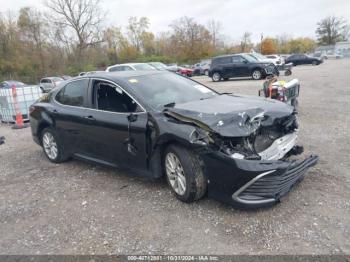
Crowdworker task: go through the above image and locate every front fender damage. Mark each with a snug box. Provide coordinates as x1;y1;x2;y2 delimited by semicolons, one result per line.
162;107;318;209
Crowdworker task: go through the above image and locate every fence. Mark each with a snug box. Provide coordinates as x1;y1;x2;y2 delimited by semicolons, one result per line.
0;85;42;123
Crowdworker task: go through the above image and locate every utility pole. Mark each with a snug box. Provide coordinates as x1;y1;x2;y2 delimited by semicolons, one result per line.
260;33;264;53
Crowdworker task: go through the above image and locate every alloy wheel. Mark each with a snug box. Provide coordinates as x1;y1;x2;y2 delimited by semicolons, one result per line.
212;72;221;82
165;152;186;196
42;132;58;160
252;70;261;80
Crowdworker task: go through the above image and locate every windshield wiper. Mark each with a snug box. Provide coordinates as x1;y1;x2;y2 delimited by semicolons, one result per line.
164;102;176;108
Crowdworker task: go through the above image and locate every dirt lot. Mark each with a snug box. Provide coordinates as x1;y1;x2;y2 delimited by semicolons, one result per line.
0;59;349;255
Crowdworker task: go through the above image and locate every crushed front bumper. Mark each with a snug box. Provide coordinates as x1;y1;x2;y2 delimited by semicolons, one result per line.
201;152;319;209
232;155;318;208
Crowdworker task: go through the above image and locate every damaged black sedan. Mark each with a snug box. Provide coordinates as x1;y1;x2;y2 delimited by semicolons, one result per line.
29;71;318;209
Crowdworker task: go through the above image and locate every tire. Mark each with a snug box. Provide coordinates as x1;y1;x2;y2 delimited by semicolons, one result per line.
41;127;68;163
212;72;221;82
164;145;207;203
252;69;262;80
204;69;209;76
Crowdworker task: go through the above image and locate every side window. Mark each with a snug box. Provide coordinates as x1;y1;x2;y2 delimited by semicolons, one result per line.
124;66;133;71
93;80;142;113
56;79;88;107
217;57;232;64
232;56;245;63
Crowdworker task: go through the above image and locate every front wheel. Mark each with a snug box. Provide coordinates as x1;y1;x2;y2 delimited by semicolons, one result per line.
212;72;221;82
252;69;262;80
164;145;207;203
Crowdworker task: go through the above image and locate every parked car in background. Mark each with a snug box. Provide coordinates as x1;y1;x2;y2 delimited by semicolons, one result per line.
247;52;280;66
209;53;278;81
193;60;211;76
105;63;156;72
285;54;323;66
324;52;343;59
265;54;285;65
61;75;72;80
178;65;194;77
29;71;318;209
0;81;26;88
148;62;169;70
166;64;180;73
39;77;64;93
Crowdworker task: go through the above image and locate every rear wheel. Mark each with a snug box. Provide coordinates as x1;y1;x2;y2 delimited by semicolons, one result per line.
252;69;262;80
164;145;207;203
41;127;68;163
212;72;221;82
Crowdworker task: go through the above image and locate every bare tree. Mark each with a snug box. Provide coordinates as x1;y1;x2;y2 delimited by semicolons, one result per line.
170;16;213;62
127;16;150;52
316;16;349;45
45;0;104;64
240;31;252;52
207;19;222;51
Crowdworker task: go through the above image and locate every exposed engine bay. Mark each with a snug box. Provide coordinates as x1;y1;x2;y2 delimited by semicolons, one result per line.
164;96;301;162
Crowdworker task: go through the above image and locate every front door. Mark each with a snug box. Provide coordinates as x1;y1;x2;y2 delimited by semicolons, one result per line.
82;79;148;171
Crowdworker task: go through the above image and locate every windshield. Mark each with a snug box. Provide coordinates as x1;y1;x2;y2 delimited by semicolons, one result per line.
133;63;156;70
149;62;167;69
242;54;258;62
127;73;217;109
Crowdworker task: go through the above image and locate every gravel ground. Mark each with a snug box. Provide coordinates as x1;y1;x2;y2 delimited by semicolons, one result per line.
0;59;349;255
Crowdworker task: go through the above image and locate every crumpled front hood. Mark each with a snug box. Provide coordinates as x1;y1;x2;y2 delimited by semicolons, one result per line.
164;94;294;137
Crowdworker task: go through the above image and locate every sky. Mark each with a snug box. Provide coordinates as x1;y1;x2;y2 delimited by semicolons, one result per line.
1;0;350;43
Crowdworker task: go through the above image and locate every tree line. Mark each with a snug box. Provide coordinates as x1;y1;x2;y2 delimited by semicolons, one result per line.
0;0;349;83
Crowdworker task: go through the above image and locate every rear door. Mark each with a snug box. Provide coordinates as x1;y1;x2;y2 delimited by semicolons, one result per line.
81;78;148;171
231;55;250;76
220;56;235;78
52;78;90;154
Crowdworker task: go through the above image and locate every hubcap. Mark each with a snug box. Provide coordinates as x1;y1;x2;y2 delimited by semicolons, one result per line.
165;153;186;196
43;132;58;160
253;70;261;79
213;73;220;81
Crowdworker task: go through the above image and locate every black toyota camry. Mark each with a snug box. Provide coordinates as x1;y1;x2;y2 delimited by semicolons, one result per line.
29;71;318;209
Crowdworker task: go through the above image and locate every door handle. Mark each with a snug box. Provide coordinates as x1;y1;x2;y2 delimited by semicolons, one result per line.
84;115;95;121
